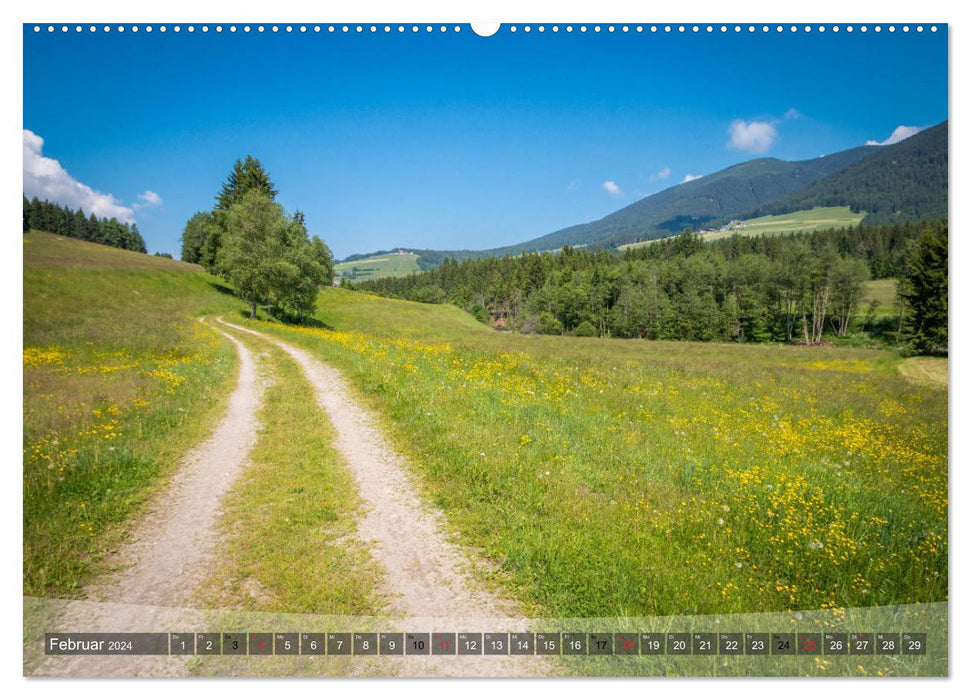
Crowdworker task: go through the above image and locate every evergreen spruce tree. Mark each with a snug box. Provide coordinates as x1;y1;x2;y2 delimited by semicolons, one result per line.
28;197;43;230
215;155;278;210
87;213;100;241
901;222;948;354
129;223;147;253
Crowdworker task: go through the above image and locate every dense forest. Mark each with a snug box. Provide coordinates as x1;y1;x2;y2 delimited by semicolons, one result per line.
350;220;947;352
22;196;147;253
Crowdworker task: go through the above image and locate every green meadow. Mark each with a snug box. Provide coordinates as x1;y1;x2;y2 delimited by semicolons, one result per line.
246;288;947;618
860;278;900;315
22;232;240;596
335;252;421;282
24;232;947;626
619;207;866;251
701;206;866;241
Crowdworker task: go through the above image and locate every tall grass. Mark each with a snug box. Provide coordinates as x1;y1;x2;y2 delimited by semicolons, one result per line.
246;288;947;618
23;232;242;596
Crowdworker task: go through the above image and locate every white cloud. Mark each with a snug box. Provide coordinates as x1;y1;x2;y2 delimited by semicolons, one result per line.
602;180;623;196
133;190;163;211
138;190;162;206
681;173;703;183
866;125;923;146
783;107;801;120
566;178;580;191
728;119;778;153
650;166;671;182
23;129;136;223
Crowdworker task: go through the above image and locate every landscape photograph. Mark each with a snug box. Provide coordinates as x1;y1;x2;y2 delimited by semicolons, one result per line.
21;20;948;678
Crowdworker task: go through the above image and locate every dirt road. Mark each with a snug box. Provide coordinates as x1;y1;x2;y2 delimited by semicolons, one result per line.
32;324;264;676
217;320;548;676
31;319;547;677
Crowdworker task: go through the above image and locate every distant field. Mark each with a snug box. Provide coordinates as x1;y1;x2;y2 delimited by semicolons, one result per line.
701;206;866;241
898;357;948;389
247;287;947;618
335;252;421;282
859;278;900;314
619;207;866;250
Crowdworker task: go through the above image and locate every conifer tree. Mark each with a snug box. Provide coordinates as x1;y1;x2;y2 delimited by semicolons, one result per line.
902;222;948;354
215;155;278;210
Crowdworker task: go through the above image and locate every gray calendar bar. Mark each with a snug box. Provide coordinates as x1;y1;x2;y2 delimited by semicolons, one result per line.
43;631;929;656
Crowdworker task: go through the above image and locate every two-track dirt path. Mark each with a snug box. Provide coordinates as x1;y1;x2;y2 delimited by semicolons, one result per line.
34;318;546;677
217;320;547;676
34;323;264;677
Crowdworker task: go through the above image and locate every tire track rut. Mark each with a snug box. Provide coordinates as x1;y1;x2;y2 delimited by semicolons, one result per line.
33;323;263;676
219;320;549;676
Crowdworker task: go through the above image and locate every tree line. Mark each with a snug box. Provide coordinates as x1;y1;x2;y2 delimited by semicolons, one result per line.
22;196;147;253
349;220;948;353
180;156;334;321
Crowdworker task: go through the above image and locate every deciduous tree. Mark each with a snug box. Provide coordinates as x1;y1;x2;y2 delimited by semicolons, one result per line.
216;191;332;320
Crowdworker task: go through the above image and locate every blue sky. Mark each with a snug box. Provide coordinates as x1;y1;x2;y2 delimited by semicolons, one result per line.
23;24;948;259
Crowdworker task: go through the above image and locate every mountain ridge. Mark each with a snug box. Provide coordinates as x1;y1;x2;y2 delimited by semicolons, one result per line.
742;120;948;225
341;121;947;267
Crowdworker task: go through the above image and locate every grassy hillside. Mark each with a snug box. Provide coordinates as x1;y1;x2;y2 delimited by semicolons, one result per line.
25;231;946;620
860;279;900;314
334;252;421;282
619;207;866;250
245;287;947;618
701;207;866;241
23;232;243;596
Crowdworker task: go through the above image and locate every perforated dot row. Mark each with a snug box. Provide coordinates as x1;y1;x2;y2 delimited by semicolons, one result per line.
32;24;467;34
31;24;939;35
501;24;936;34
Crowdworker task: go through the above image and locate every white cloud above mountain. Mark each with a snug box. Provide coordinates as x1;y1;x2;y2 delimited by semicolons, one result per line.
133;190;163;210
650;166;671;182
866;125;924;146
727;119;777;154
602;180;623;196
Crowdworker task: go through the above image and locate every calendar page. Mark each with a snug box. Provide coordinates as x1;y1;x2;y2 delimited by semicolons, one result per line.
20;7;950;681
